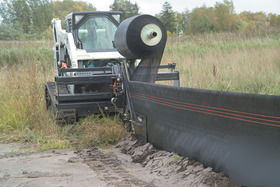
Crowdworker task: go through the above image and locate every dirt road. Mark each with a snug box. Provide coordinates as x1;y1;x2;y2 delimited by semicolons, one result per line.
0;144;107;186
0;136;234;186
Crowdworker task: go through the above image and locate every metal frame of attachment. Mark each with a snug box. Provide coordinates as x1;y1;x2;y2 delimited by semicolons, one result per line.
157;63;180;87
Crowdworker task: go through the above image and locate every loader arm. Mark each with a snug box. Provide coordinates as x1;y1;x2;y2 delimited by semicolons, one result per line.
52;18;78;75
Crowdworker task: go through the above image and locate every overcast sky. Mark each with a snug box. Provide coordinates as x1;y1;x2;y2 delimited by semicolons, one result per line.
86;0;280;15
0;0;279;15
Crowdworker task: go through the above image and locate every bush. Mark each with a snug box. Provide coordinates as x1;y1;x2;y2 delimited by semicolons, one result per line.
0;24;20;40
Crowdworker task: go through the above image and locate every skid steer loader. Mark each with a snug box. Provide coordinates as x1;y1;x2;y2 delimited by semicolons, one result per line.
45;11;179;124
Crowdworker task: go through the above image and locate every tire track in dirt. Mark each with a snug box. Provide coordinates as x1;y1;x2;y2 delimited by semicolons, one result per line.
75;147;155;187
74;135;235;187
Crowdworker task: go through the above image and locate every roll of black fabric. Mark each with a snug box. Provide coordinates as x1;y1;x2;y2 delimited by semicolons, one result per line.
114;14;167;59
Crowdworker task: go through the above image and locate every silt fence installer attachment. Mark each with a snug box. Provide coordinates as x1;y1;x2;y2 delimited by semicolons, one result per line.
115;14;167;83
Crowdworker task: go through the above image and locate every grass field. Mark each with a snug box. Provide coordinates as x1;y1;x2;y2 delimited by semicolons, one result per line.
0;31;279;148
162;32;280;95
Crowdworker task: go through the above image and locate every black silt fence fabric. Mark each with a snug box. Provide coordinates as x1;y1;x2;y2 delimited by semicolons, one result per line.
129;81;280;186
131;53;163;83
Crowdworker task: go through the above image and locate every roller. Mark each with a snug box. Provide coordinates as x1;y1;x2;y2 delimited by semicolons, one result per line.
114;14;167;59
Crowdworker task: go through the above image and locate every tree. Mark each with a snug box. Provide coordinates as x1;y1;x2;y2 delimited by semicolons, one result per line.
236;17;247;31
215;0;237;31
175;12;183;34
0;23;20;40
269;13;277;27
181;9;190;33
0;0;53;34
109;0;139;19
158;2;176;33
29;0;53;33
174;9;190;35
238;11;269;30
0;0;96;40
246;20;256;30
276;15;280;26
187;6;216;34
0;0;32;33
52;0;96;22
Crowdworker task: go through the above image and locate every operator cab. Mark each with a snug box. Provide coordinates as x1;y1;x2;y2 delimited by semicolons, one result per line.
65;11;122;52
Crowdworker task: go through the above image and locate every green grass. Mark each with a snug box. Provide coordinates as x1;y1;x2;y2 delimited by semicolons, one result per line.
66;114;129;148
170;154;183;164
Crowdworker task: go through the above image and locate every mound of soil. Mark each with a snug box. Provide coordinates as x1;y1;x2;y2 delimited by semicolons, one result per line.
75;135;235;186
114;135;234;187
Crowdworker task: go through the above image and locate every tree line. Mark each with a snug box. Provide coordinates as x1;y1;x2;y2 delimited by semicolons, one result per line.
0;0;95;40
156;1;280;35
0;0;279;40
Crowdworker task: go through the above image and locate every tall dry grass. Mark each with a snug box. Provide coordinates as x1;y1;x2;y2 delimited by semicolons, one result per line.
162;32;280;95
0;41;66;147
